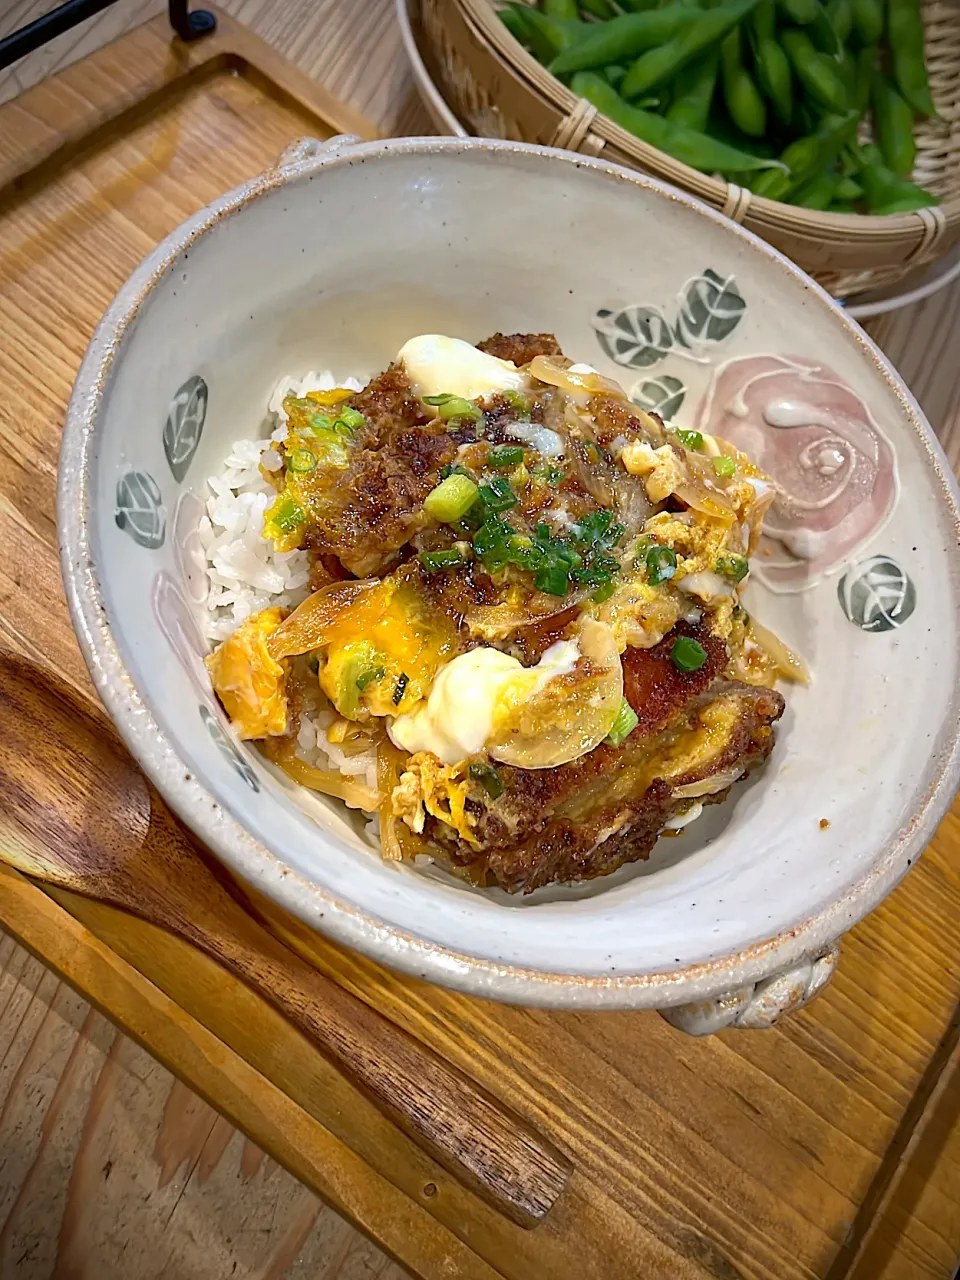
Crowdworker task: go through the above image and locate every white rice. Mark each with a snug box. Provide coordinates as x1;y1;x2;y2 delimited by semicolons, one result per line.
200;369;378;796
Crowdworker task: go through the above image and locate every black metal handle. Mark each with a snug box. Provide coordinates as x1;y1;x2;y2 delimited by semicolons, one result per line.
0;0;215;72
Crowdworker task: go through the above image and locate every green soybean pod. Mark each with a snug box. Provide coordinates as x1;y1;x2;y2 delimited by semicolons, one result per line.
498;6;527;42
871;70;916;176
549;9;698;76
853;43;875;111
751;108;857;197
580;0;616;16
849;0;882;43
780;28;848;112
621;0;761;99
888;0;936;117
834;174;863;200
859;146;938;212
749;2;793;124
665;49;720;133
720;28;767;136
826;0;852;42
571;70;786;173
503;6;586;61
544;0;580;17
806;1;841;55
792;170;839;208
777;0;818;19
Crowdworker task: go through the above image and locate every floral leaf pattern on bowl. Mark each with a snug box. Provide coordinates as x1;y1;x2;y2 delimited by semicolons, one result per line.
675;269;745;348
116;470;166;549
593;268;745;371
695;354;898;594
199;704;260;792
593;305;674;369
152;570;209;697
173;490;210;605
163;375;207;482
838;555;916;632
631;373;686;421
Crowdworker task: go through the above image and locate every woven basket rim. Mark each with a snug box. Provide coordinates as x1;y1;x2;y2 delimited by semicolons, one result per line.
465;0;960;242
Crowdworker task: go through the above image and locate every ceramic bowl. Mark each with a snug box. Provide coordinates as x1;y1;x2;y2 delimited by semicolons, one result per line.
59;135;960;1029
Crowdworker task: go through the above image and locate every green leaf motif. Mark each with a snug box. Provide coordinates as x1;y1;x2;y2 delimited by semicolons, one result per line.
631;374;686;421
593;305;673;369
163;375;208;482
199;705;260;792
115;470;166;549
837;555;916;633
675;268;745;347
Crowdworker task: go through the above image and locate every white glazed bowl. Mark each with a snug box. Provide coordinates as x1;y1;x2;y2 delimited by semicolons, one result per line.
59;136;960;1020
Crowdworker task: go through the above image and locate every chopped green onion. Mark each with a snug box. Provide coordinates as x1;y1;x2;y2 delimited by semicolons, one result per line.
671;636;708;673
308;412;336;434
306;653;320;674
677;429;703;451
716;554;749;583
605;697;639;748
502;389;531;417
268;493;306;533
533;463;565;486
488;444;524;470
423;393;482;422
592;581;617;604
645;544;677;585
338;405;365;430
419;548;465;573
713;455;736;478
440;463;472;481
536;564;570;597
424;473;480;523
468;762;504;799
288;449;317;474
392;673;409;706
356;665;385;691
478;476;517;513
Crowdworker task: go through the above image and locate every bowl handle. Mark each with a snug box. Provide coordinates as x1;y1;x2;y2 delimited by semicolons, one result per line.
274;134;363;167
659;944;840;1036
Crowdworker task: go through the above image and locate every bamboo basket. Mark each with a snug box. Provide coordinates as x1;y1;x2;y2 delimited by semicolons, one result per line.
419;0;960;297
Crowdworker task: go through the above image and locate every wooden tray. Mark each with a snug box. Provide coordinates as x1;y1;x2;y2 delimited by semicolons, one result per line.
2;12;960;1279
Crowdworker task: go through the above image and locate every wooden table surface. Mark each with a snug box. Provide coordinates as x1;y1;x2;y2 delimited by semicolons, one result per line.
2;2;960;1279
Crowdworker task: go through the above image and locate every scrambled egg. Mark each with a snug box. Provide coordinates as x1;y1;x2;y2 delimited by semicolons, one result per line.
316;576;458;721
205;607;288;739
393;752;479;846
596;508;743;650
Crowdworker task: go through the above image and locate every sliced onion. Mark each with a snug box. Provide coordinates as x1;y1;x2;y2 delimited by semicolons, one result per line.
464;585;593;641
529;355;628;400
270;579;378;658
377;739;417;861
672;765;745;799
488;618;623;769
676;570;734;604
748;617;810;685
673;450;737;518
276;754;380;811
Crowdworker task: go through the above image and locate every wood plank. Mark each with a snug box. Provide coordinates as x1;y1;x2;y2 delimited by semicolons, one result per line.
0;928;412;1279
0;2;959;1279
0;871;492;1280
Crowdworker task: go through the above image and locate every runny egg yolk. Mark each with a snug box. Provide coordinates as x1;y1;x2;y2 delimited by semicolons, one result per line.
397;334;527;402
388;641;579;765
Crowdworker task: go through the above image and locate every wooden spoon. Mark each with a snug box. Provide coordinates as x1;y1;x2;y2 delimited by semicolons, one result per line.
0;652;571;1228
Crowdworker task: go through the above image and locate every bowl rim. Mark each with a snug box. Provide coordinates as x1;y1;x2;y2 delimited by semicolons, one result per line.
58;134;960;1010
